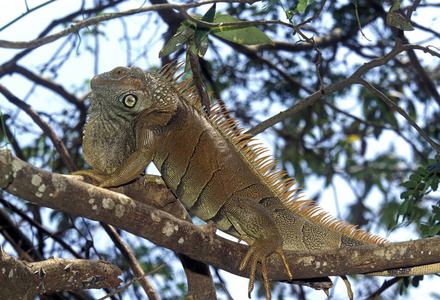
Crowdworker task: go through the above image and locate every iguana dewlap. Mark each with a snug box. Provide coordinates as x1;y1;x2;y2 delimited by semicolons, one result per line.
75;63;440;299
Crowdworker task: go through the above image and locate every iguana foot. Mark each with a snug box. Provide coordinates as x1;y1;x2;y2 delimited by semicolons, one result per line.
239;238;293;299
340;275;353;300
225;196;293;299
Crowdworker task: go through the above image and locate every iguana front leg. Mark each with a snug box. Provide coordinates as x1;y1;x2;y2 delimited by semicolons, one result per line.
225;196;293;299
74;147;154;188
75;125;161;188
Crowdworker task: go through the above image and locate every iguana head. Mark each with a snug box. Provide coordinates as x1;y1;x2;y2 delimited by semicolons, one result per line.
83;66;179;173
90;66;179;115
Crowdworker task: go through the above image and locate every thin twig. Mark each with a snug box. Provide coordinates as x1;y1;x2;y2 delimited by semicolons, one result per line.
366;277;401;300
0;198;83;259
297;0;327;27
290;24;325;90
246;37;405;136
0;84;76;172
355;78;440;154
13;64;84;108
323;100;427;160
103;225;161;300
214;267;234;300
246;37;440;157
0;0;264;50
98;263;166;300
406;0;421;20
0;0;57;32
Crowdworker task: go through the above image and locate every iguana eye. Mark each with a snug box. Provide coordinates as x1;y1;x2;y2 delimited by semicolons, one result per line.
121;94;137;108
112;67;127;77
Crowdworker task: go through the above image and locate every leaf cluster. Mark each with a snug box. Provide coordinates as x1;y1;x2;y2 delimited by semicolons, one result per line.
160;3;274;71
398;158;440;237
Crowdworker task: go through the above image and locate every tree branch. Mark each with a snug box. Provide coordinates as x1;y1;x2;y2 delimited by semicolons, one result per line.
356;78;440;154
246;39;440;156
12;64;85;109
2;148;440;286
0;246;121;299
0;0;258;50
0;197;83;259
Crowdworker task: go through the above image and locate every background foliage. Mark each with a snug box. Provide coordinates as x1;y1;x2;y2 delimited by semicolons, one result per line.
1;0;440;299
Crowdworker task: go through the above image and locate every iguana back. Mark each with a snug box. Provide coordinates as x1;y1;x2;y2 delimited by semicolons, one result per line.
149;71;384;251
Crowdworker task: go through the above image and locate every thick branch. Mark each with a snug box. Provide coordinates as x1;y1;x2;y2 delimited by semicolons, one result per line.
0;246;121;299
2;148;440;285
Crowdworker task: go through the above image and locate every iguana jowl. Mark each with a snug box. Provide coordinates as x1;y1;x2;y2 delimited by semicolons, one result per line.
76;63;440;299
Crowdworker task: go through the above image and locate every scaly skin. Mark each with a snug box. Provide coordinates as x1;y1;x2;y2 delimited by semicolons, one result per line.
75;64;440;299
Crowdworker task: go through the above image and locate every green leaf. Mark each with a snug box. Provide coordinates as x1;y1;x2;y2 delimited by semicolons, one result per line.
409;173;423;182
160;25;195;58
386;0;414;30
417;166;427;176
413;189;420;199
198;37;209;57
212;14;274;46
412;275;424;287
431;178;439;191
194;3;216;45
296;0;308;12
285;9;295;20
425;223;440;237
403;180;417;189
406;197;414;214
389;0;402;12
202;3;216;22
386;11;414;31
398;198;409;215
262;0;277;12
416;182;425;190
400;190;412;199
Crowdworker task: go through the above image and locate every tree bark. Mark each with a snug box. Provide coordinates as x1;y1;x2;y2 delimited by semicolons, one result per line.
0;246;121;300
2;148;440;287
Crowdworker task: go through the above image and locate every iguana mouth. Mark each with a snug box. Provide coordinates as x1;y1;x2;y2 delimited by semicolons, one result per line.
90;78;118;88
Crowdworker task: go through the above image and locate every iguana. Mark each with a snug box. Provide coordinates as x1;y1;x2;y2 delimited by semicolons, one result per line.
75;63;440;299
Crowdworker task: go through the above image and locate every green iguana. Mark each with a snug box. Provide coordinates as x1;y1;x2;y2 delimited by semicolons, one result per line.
75;63;440;299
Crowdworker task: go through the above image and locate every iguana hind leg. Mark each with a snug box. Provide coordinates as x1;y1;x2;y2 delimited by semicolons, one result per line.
225;196;293;299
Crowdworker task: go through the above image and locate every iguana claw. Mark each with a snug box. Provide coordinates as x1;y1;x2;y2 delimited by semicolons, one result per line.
239;238;293;300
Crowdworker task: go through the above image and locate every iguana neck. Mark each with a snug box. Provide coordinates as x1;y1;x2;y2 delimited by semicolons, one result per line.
83;94;137;173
